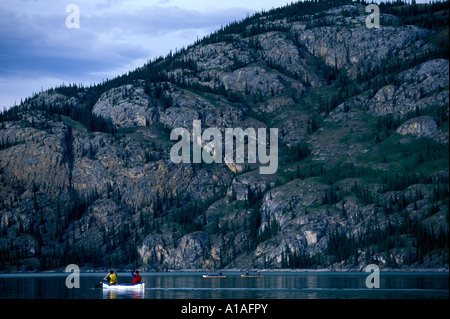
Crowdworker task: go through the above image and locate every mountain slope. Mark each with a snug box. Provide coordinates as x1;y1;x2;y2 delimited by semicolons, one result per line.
0;0;448;271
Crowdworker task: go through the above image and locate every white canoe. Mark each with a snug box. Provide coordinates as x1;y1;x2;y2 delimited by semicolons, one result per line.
102;282;145;290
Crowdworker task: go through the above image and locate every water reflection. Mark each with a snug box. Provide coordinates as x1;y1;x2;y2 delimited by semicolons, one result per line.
102;289;145;300
306;274;318;299
0;272;447;299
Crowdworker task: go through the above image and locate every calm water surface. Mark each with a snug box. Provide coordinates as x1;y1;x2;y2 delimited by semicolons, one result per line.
0;272;448;299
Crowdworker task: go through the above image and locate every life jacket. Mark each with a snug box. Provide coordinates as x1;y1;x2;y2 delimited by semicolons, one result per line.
109;273;118;284
132;273;141;284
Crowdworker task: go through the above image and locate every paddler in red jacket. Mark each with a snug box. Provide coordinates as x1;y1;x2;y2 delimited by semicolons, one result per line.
131;269;141;284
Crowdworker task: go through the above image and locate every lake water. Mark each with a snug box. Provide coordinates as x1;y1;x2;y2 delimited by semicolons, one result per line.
0;272;448;299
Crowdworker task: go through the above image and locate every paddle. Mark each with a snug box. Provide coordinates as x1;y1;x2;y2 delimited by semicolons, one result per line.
95;274;109;288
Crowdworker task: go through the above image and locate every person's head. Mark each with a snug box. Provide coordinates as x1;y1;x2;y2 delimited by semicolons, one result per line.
136;271;139;274
109;270;114;274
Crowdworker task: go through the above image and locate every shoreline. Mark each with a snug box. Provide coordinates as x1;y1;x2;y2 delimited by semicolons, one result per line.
1;267;448;274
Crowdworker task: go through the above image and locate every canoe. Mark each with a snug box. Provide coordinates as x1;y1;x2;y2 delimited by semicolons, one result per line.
102;282;145;290
241;275;263;278
202;275;226;278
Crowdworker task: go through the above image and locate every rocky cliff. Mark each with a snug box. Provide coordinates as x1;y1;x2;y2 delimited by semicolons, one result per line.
0;0;448;272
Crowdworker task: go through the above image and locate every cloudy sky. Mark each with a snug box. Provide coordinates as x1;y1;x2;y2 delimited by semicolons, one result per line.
0;0;292;109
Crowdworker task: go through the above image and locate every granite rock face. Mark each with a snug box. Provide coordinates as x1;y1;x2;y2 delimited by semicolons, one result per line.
0;2;448;271
93;83;160;128
368;59;449;116
396;116;438;138
139;231;214;270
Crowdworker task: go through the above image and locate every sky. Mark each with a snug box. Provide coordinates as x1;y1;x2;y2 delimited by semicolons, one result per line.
0;0;291;109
